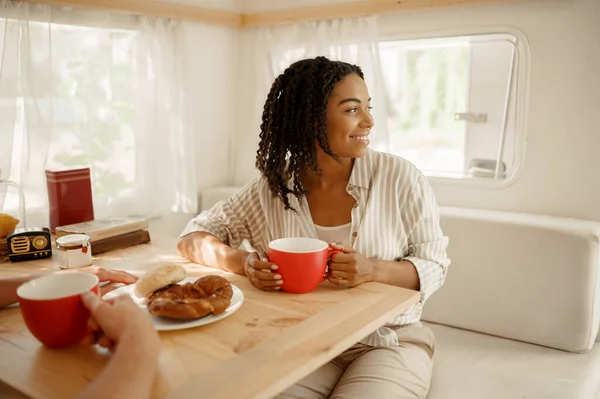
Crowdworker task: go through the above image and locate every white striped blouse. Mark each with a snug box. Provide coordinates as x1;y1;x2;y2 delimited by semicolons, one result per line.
180;149;451;347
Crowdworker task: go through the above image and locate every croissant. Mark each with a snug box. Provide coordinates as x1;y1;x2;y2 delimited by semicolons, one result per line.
147;275;233;320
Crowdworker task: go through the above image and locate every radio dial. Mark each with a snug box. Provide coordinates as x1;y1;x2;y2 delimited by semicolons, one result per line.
32;236;48;250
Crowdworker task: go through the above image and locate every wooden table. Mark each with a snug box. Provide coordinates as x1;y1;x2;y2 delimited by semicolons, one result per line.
0;236;420;399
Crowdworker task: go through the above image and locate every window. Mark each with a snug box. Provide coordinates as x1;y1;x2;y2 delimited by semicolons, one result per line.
2;21;139;214
44;24;138;201
2;9;193;221
379;38;469;177
379;33;526;182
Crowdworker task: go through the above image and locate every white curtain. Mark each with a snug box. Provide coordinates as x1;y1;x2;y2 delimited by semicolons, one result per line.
233;16;388;186
0;1;197;227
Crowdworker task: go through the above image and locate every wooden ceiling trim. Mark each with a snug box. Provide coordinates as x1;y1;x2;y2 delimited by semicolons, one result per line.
13;0;525;28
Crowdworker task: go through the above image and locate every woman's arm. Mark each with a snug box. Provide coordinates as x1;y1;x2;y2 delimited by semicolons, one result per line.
372;259;420;291
178;232;282;291
396;175;450;300
177;178;267;274
327;244;420;291
177;232;250;275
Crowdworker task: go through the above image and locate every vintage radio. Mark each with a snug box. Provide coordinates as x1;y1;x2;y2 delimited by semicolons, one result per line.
7;227;52;262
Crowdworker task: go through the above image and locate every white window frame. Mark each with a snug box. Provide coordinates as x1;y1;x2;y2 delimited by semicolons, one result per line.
378;26;530;189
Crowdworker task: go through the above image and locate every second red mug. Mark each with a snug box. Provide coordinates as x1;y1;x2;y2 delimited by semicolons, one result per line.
17;272;99;348
268;237;341;294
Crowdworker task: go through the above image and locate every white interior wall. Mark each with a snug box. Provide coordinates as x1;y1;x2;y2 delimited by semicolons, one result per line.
231;0;600;222
179;22;238;192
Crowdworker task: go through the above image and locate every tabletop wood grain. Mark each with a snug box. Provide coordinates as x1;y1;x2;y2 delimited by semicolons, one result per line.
0;236;420;399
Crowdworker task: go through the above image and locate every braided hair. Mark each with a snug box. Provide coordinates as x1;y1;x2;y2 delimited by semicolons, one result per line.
255;56;364;210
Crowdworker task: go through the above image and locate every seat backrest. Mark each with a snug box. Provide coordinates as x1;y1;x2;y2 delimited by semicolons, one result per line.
422;206;600;353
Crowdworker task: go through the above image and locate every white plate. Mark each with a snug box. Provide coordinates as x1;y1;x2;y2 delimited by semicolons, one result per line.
103;277;244;331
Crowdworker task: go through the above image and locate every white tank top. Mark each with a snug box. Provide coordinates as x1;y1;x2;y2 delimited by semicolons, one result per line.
314;222;352;245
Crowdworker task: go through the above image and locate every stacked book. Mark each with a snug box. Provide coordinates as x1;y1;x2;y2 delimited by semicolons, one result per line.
55;217;150;255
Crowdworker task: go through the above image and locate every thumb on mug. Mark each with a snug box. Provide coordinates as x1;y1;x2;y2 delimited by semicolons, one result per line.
81;291;103;314
329;242;355;253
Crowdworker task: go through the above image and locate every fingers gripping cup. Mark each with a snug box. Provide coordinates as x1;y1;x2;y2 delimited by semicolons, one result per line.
268;237;341;294
17;272;100;348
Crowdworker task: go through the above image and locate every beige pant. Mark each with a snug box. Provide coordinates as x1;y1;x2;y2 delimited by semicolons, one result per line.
275;322;435;399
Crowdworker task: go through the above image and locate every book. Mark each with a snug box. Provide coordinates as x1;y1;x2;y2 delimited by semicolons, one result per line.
55;217;149;242
90;229;151;255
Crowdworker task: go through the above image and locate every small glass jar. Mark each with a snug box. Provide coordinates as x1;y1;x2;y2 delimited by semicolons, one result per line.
56;234;92;269
0;169;25;259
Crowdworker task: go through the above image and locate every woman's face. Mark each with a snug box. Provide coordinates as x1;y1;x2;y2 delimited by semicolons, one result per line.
323;73;375;159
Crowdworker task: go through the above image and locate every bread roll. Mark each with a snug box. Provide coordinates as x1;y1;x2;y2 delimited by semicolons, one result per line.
134;264;186;298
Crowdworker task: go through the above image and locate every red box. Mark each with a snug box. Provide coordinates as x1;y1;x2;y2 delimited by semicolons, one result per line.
46;168;95;233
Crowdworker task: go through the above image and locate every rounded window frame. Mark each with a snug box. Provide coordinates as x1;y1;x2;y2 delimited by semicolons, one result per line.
378;25;531;189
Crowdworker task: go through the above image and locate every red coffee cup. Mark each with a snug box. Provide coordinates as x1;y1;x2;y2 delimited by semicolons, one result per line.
268;237;342;294
17;272;99;348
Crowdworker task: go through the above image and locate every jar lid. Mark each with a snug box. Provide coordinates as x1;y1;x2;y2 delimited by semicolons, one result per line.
56;234;90;247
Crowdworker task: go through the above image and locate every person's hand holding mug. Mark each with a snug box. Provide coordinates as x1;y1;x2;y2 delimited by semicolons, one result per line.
81;292;160;352
327;242;374;288
244;252;283;291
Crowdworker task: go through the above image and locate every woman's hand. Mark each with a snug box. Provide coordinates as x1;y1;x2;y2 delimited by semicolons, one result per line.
244;252;283;291
327;243;375;288
81;292;160;352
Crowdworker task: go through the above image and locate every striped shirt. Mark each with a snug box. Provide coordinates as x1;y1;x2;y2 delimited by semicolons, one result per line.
180;149;450;347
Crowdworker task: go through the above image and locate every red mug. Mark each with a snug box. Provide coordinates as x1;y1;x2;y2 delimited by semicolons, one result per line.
17;272;100;348
268;237;342;294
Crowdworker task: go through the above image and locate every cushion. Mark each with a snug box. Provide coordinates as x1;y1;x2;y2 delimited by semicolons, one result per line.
423;207;600;353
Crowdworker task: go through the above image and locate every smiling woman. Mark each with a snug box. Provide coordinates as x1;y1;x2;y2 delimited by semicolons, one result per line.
255;57;373;211
177;56;450;398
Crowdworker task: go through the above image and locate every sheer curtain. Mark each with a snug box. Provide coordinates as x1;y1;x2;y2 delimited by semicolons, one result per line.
233;16;389;186
0;0;196;227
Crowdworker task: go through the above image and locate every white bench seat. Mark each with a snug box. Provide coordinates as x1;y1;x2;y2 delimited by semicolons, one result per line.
426;322;600;399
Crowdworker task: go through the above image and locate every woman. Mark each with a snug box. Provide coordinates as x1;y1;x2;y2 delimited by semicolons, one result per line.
177;56;450;398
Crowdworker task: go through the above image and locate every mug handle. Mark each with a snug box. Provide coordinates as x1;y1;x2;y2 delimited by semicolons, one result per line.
323;248;343;281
